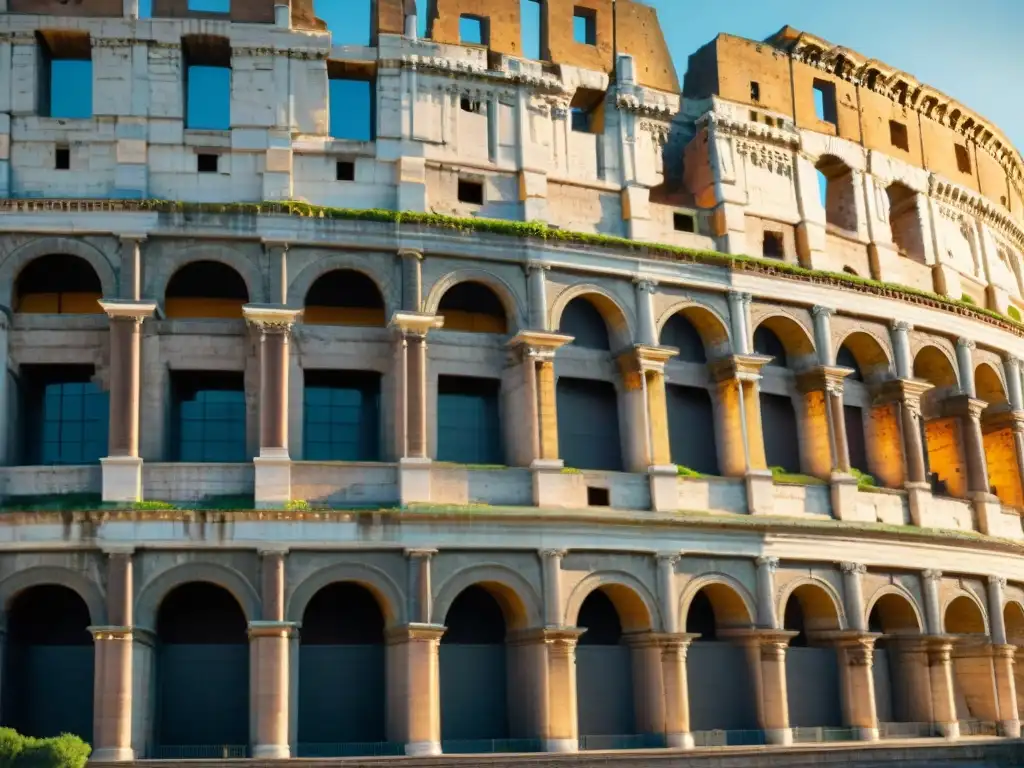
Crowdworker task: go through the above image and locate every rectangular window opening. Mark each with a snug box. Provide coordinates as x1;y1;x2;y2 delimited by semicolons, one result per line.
20;364;108;467
314;0;371;46
750;81;761;102
436;376;503;465
812;78;838;125
336;160;355;181
520;0;544;60
457;178;484;205
183;35;231;131
304;370;382;462
36;31;93;119
327;63;375;141
955;143;972;174
55;146;70;171
749;110;758;122
573;7;597;46
172;370;247;463
673;212;696;233
188;0;230;11
762;230;785;259
459;15;489;46
889;120;909;152
569;88;604;134
587;486;610;507
197;153;219;173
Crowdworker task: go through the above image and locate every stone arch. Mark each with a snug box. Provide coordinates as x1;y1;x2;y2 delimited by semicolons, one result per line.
286;562;405;627
149;244;265;307
135;562;260;631
655;300;732;359
563;571;658;633
866;585;925;634
779;577;845;632
679;572;756;631
423;268;525;333
0;565;106;626
834;329;893;381
1004;600;1024;645
975;362;1008;406
753;311;816;364
815;154;859;232
944;591;988;636
433;563;542;631
287;252;396;315
913;344;959;389
549;283;634;351
0;236;116;308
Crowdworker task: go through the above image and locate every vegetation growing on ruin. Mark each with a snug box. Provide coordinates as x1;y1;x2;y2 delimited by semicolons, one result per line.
0;728;90;768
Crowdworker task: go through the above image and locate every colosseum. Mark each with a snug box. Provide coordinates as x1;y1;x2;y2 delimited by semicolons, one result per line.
0;0;1023;765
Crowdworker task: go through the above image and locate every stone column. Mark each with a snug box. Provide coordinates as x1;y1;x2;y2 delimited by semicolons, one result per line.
956;338;977;398
989;575;1008;646
543;629;582;751
795;366;853;484
386;624;445;756
274;0;292;27
890;321;914;380
833;633;880;741
1004;357;1024;411
756;556;780;629
509;332;572;469
244;307;302;509
657;553;680;634
250;549;295;759
90;550;135;762
618;345;677;508
725;630;794;745
842;563;867;632
992;644;1021;737
264;241;289;306
400;250;423;313
927;638;960;739
922;569;943;635
406;548;435;625
122;0;139;19
0;310;9;468
119;235;145;301
811;306;834;366
527;264;549;331
727;291;751;355
627;632;666;736
541;549;565;628
660;633;699;748
99;300;157;503
635;280;658;347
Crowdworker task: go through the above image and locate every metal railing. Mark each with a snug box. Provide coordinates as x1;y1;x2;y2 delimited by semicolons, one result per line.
691;729;766;747
791;726;858;744
149;745;249;759
440;739;543;754
578;733;667;751
959;719;999;737
296;742;405;758
879;721;934;739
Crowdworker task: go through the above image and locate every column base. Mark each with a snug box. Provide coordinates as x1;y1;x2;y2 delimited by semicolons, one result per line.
543;737;578;753
254;453;292;509
855;726;879;742
830;472;867;522
665;731;694;749
252;744;290;759
1000;719;1021;738
531;459;587;508
764;727;792;746
90;747;135;762
936;721;960;740
405;740;441;757
648;465;679;512
101;456;143;503
399;457;432;505
746;469;775;515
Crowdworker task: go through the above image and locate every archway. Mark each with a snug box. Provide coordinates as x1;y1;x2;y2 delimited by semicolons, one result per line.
913;346;961;497
297;583;387;756
14;254;103;315
886;184;926;264
154;582;249;758
304;269;385;327
868;591;924;727
816;156;858;232
683;583;757;736
1;585;94;741
662;312;718;474
165;261;249;319
753;322;802;473
944;594;991;724
437;281;508;334
836;332;891;477
782;584;843;730
975;364;1021;507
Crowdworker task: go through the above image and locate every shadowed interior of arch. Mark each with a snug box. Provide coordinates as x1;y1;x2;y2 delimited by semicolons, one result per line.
437;281;508;334
975;363;1008;407
154;582;249;754
913;346;958;391
662;311;720;474
975;363;1021;505
886;183;927;264
913;346;962;496
868;591;923;727
165;260;249;319
754;322;802;473
1004;602;1024;646
1;585;94;741
835;340;872;473
304;269;386;327
15;254;103;315
816;155;858;232
782;584;843;729
944;594;986;635
754;316;815;368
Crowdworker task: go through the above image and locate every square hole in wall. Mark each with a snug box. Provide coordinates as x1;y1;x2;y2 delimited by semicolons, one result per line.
889;120;909;152
750;81;761;102
673;212;696;233
955;143;972;174
460;97;482;114
336;160;355;181
55;146;70;170
812;79;838;125
573;7;597;45
457;178;484;205
762;230;785;259
459;14;489;46
749;110;758;122
197;153;219;173
586;486;610;507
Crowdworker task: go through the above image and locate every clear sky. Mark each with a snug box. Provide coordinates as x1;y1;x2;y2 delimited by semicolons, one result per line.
647;0;1024;149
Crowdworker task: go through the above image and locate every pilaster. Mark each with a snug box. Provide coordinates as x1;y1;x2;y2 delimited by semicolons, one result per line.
118;235;145;302
385;624;446;756
406;548;436;625
399;250;423;313
872;378;935;518
720;628;797;745
841;563;867;632
507;331;573;471
616;344;677;474
263;241;289;306
540;549;566;628
812;630;881;741
249;621;299;759
91;549;136;762
657;632;700;748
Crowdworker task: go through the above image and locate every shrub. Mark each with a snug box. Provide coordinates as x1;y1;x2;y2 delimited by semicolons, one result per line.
850;468;877;489
961;293;976;305
285;499;310;511
676;465;704;478
0;730;90;768
769;466;827;486
1009;306;1022;322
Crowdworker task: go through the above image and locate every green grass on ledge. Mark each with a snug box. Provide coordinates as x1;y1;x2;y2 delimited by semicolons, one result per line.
770;466;828;486
43;198;1024;337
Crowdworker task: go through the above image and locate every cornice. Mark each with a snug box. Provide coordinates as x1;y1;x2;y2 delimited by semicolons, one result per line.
930;177;1024;254
699;112;801;151
379;56;569;95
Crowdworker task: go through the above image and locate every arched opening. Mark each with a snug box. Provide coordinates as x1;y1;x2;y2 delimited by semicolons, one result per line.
437;282;508;334
165;261;249;319
576;588;650;749
155;582;249;758
913;347;961;498
868;591;923;727
298;583;388;756
684;584;757;736
816;156;858;232
782;585;843;730
945;595;986;636
836;341;872;475
304;269;386;327
976;364;1020;506
753;324;800;473
661;313;718;474
15;254;103;314
439;585;515;752
559;296;611;351
886;183;927;264
944;595;991;724
1;585;94;741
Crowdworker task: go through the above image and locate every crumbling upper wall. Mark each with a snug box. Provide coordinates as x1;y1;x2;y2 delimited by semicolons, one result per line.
151;0;275;24
10;0;123;16
427;0;523;57
615;0;678;94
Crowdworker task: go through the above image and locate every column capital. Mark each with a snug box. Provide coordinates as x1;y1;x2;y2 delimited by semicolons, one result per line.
525;261;550;274
390;311;444;337
118;232;147;244
727;290;752;304
405;547;438;559
508;330;573;360
657;551;681;566
989;575;1008;589
811;305;834;318
891;320;914;332
1002;354;1022;369
956;337;977;351
796;365;854;396
258;546;289;558
89;625;135;641
247;620;300;639
384;622;447;645
708;353;771;384
243;305;302;333
756;556;779;571
633;278;657;293
98;299;157;321
398;248;423;261
261;239;290;253
840;562;867;575
922;569;943;582
101;544;136;556
539;548;567;559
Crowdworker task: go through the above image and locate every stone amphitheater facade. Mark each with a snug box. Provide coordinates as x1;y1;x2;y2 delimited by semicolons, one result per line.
0;0;1024;764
